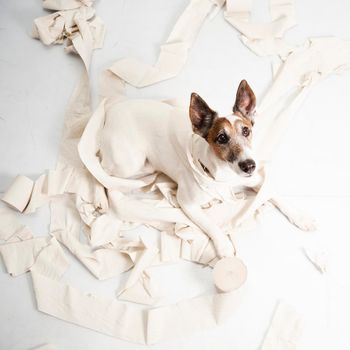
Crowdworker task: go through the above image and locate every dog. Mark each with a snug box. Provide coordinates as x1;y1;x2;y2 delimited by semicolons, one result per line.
100;80;316;257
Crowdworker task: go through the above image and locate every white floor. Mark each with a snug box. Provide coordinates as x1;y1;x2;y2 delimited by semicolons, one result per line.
1;0;350;349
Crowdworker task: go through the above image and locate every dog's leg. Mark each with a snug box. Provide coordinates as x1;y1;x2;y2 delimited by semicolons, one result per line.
177;184;235;258
270;196;317;231
179;202;235;258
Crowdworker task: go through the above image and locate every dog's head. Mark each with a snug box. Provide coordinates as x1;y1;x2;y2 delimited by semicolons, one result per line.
189;80;257;177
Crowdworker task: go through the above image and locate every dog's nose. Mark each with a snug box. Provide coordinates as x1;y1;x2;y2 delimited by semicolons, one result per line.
238;159;256;174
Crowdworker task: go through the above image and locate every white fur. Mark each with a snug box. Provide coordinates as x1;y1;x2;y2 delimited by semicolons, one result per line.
223;113;257;176
222;113;242;124
100;100;314;258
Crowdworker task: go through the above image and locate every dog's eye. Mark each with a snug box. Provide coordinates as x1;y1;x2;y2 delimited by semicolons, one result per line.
216;133;229;144
242;127;250;137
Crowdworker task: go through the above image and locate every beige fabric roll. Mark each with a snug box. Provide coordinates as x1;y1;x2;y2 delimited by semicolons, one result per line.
213;257;247;292
2;175;34;212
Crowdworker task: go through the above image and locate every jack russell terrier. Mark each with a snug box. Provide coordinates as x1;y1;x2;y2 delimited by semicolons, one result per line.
100;80;316;257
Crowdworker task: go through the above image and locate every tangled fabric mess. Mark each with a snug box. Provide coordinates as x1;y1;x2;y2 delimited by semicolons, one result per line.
1;0;350;347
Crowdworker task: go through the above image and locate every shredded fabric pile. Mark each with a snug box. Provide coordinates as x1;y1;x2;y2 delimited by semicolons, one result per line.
1;0;350;347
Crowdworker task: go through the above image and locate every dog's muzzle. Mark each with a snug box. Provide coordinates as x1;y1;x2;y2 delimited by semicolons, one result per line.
238;159;256;175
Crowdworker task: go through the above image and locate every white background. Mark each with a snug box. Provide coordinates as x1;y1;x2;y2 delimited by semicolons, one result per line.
1;0;350;349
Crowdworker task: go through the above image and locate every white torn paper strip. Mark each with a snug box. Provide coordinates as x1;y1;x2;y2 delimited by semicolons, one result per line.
260;301;303;350
30;267;247;344
303;246;329;274
0;206;33;242
0;237;51;276
224;0;296;57
0;235;68;279
108;0;224;87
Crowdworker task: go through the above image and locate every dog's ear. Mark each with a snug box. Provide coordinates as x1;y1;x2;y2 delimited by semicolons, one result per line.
233;80;256;124
189;93;217;139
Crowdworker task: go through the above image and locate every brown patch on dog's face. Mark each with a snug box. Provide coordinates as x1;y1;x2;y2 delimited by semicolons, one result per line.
207;116;253;163
189;80;257;175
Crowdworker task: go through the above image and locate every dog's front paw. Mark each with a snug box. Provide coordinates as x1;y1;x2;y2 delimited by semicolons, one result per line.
287;211;317;232
213;236;235;258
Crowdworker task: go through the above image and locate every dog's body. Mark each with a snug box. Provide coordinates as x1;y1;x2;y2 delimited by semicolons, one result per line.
101;99;193;185
100;81;316;257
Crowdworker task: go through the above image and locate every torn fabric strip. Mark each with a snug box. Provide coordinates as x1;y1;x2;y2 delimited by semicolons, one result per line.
261;302;303;350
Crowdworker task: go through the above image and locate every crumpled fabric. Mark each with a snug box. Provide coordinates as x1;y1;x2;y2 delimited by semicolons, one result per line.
0;235;68;279
1;0;350;347
32;0;105;70
224;0;296;57
0;206;33;242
